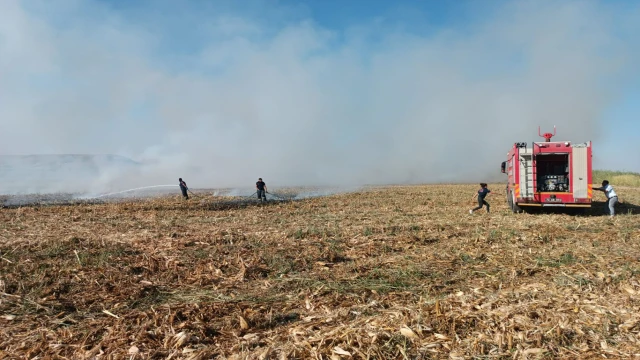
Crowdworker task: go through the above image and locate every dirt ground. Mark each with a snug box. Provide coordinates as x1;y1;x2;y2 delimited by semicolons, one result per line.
1;184;640;359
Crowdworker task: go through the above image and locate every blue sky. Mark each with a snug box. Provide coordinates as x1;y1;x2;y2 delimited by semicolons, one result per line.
1;0;639;190
598;87;640;171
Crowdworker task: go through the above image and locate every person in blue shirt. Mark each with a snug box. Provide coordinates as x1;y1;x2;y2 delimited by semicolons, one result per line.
470;183;492;214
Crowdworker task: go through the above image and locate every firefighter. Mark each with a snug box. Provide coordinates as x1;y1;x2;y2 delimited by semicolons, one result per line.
470;183;492;214
594;180;618;217
256;178;267;201
179;178;189;199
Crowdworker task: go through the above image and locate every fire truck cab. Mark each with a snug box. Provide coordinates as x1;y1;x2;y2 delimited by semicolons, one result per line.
501;127;592;213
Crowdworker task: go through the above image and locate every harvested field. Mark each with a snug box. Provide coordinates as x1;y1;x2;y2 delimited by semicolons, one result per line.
1;184;640;359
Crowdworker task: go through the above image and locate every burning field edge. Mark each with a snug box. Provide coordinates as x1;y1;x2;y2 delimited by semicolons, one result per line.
1;184;640;359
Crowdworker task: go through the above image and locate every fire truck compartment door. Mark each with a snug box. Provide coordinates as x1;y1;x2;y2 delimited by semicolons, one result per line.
572;147;588;198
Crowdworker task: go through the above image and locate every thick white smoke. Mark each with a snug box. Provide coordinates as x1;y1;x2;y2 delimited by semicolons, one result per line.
0;0;638;194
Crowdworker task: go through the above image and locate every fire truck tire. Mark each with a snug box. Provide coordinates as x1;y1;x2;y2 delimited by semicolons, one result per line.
508;190;522;213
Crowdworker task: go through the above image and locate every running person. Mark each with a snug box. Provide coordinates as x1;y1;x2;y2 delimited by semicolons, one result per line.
470;183;491;214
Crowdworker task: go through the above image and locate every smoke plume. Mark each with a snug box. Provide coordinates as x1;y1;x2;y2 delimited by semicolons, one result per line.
1;0;639;195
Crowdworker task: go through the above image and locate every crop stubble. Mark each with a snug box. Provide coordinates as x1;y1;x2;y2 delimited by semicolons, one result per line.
1;184;640;359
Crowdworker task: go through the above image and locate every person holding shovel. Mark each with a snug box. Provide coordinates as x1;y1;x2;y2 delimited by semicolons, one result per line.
256;178;267;201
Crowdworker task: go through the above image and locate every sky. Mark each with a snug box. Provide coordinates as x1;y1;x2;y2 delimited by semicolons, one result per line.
1;0;639;193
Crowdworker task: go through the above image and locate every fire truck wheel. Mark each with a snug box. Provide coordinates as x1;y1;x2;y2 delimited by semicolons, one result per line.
508;190;522;213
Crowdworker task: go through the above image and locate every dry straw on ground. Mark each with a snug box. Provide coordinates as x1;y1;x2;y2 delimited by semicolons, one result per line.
1;184;640;359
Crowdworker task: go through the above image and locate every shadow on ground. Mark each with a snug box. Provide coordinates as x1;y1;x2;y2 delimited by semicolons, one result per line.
587;200;640;216
520;200;640;216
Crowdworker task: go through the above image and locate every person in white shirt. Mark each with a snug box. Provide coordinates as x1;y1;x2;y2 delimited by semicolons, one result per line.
594;180;618;217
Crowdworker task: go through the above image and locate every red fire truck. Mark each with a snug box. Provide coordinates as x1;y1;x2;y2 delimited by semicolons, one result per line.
500;127;593;213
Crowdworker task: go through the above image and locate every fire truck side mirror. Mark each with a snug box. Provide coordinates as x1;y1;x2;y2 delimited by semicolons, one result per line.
501;161;506;173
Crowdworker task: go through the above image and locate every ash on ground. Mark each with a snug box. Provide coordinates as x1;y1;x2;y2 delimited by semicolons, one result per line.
1;186;364;208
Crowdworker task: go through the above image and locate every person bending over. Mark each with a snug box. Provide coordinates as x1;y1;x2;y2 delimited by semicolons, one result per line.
594;180;618;217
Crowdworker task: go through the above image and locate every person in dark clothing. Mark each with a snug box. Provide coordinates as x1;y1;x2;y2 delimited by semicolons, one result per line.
179;178;189;199
470;183;491;214
256;178;267;201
